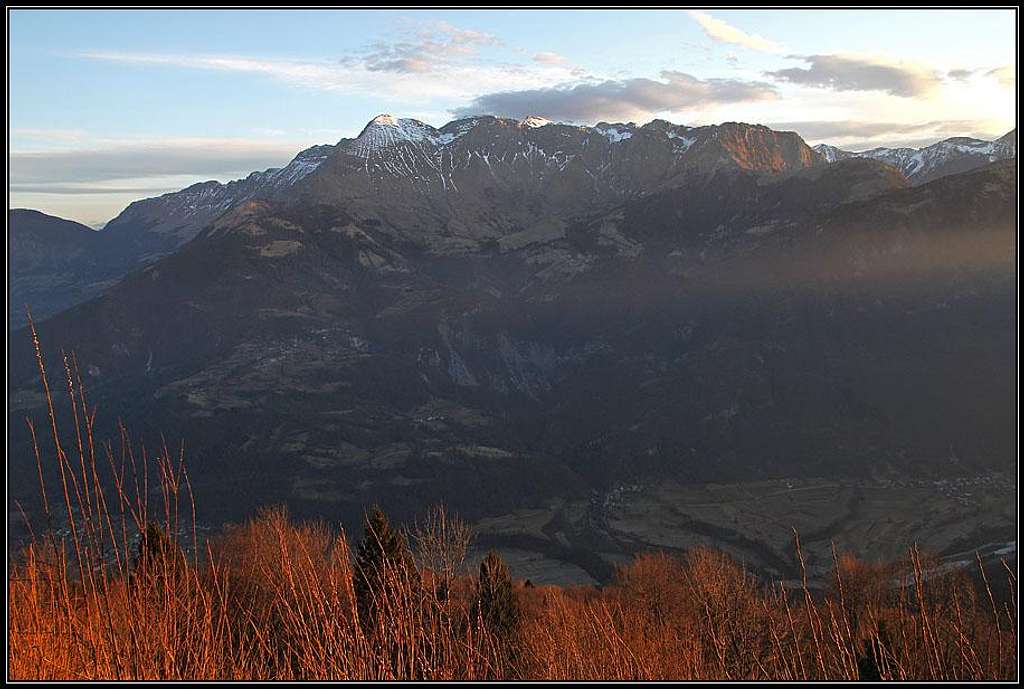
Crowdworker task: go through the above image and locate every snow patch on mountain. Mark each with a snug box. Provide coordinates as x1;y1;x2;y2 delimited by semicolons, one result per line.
433;118;482;146
595;123;634;143
262;145;333;188
812;144;852;164
815;132;1016;183
521;115;552;128
665;130;698;151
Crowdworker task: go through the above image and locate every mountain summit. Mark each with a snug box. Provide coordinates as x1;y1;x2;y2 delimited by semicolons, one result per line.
350;114;439;156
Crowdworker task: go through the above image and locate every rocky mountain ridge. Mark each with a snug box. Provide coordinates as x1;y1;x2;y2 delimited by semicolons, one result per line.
813;129;1015;185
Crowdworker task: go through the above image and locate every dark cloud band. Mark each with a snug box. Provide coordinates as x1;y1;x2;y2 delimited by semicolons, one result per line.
766;55;941;97
453;71;777;122
10;142;298;185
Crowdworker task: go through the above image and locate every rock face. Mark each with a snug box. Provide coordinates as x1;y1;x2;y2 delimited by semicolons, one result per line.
813;130;1016;185
296;116;824;256
10;101;1014;546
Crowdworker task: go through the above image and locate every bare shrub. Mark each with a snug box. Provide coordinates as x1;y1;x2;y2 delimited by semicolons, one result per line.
8;322;1017;680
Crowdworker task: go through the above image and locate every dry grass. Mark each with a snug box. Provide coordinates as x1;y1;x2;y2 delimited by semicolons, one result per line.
8;322;1018;680
516;546;1016;681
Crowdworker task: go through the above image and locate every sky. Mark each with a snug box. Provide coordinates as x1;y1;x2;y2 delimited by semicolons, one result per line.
7;8;1017;227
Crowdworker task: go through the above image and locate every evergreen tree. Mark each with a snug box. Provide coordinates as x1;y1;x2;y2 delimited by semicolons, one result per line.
353;505;418;629
472;550;521;637
137;522;186;570
132;522;187;590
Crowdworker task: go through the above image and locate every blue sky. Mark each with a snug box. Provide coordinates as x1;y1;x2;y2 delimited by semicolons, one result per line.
8;9;1017;226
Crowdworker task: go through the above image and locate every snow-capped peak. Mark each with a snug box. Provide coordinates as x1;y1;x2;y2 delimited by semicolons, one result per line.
348;114;438;157
521;115;552;128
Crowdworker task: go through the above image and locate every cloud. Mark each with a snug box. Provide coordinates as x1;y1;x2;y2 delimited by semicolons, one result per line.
946;68;975;81
766;119;980;141
10;138;304;186
453;71;777;122
767;119;1006;150
8;183;193;195
947;66;1016;88
766;54;942;97
360;20;499;74
688;11;784;54
986;65;1014;88
427;20;500;50
533;51;569;66
82;20;512;102
81;49;578;105
82;50;345;86
9;137;317;225
10;128;91;146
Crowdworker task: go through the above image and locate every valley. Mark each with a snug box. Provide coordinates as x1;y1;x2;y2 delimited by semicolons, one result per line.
8;115;1017;586
470;473;1015;586
8;10;1018;680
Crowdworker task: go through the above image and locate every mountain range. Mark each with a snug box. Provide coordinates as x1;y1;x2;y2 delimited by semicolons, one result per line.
813;129;1016;184
11;119;1015;329
8;115;1016;580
